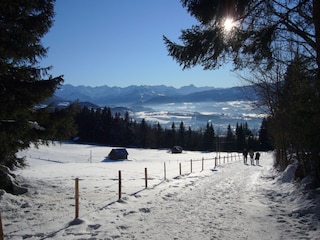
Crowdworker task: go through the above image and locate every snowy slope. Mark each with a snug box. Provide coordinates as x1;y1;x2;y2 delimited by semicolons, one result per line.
0;143;319;239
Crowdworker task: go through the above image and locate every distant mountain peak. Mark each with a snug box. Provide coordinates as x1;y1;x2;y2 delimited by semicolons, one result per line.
53;84;256;106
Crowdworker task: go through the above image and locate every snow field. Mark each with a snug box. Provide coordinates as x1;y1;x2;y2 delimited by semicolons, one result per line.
0;142;319;239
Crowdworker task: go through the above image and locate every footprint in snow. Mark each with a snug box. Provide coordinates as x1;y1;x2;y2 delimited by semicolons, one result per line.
87;224;101;230
139;207;151;213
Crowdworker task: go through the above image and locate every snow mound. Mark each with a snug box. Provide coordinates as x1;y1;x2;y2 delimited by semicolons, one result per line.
280;163;298;183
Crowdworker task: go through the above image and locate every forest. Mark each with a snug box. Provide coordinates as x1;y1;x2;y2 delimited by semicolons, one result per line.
74;105;273;152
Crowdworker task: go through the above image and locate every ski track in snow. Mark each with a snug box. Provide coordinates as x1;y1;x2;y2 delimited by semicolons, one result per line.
1;143;319;239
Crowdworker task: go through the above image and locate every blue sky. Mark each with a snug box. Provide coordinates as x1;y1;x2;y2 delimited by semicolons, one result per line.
41;0;239;88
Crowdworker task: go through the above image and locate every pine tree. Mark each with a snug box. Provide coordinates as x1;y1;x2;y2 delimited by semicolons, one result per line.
272;56;318;175
225;124;235;151
178;121;185;147
139;119;148;147
155;122;164;148
0;0;75;168
235;123;245;151
171;122;176;146
163;0;318;79
258;117;273;151
203;123;215;151
163;0;320;185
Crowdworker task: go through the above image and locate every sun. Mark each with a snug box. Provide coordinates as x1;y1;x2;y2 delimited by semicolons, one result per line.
223;18;235;32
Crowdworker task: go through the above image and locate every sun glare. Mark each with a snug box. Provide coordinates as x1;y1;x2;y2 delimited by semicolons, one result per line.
223;18;234;32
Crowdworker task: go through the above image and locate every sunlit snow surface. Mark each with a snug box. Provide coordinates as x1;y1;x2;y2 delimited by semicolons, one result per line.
133;101;266;130
1;143;319;239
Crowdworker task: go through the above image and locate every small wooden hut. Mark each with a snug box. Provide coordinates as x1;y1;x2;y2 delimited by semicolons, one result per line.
171;146;183;154
108;148;128;160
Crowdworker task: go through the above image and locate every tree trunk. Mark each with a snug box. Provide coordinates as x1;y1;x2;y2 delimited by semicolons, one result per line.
312;0;320;185
314;0;320;88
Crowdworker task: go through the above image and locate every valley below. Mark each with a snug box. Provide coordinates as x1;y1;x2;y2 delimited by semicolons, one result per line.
52;84;266;131
130;100;265;131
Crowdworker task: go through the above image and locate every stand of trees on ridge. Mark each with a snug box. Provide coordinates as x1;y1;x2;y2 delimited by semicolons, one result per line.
74;106;273;152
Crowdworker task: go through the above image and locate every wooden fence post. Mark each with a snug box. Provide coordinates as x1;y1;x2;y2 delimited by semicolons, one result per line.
89;150;92;163
179;163;181;175
190;159;193;173
0;211;4;240
75;178;79;219
145;168;148;189
164;162;166;180
202;157;204;171
118;170;122;200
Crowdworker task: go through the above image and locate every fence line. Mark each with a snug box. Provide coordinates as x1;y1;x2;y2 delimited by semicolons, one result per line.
74;153;242;219
2;152;242;239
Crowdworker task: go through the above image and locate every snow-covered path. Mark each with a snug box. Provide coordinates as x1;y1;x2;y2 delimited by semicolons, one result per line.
94;160;281;240
1;143;319;239
52;157;317;239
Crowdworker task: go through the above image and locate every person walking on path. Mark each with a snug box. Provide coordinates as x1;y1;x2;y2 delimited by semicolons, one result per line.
249;149;254;165
243;149;248;164
255;152;261;166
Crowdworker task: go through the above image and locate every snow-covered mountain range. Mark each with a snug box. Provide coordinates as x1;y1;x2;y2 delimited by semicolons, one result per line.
47;84;263;130
53;84;257;106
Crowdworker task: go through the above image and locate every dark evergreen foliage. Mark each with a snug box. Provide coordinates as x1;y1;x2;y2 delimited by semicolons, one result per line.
203;123;215;151
163;0;320;186
74;106;266;153
270;56;319;176
164;0;317;72
180;0;249;25
258;117;273;151
0;0;77;169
